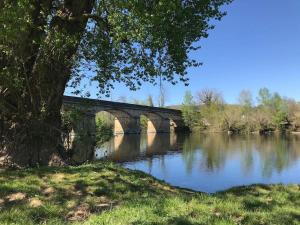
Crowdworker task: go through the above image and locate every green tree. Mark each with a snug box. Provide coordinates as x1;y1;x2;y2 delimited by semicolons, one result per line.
257;88;288;130
140;115;148;132
271;93;288;129
1;0;232;166
258;88;272;107
95;116;113;147
182;91;198;128
197;89;225;131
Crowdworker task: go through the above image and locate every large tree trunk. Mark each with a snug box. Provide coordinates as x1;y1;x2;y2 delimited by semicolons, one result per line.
1;108;65;167
1;0;95;167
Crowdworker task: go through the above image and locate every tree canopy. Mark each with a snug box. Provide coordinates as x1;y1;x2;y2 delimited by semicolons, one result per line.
1;0;232;98
0;0;232;166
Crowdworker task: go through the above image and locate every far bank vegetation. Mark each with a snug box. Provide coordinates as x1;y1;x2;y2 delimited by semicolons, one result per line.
181;88;300;134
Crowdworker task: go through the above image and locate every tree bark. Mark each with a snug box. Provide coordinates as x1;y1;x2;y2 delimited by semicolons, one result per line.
1;0;95;167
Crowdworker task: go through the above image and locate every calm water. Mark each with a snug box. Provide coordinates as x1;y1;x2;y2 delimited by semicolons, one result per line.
94;133;300;193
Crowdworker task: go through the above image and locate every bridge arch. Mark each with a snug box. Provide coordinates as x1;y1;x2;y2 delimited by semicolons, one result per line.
140;111;170;133
170;117;189;133
95;108;140;135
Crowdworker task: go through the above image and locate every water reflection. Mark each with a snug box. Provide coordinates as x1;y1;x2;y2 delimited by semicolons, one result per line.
95;132;300;193
95;133;181;162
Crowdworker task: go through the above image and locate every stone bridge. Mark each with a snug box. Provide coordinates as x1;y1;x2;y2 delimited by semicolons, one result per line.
63;96;187;135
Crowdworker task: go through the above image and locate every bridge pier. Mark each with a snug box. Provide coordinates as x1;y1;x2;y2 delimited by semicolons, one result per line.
171;119;190;132
114;116;141;135
147;116;170;133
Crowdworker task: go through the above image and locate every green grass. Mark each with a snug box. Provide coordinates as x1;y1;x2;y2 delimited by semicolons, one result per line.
0;163;300;225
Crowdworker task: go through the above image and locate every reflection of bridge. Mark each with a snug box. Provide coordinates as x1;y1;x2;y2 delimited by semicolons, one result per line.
63;96;187;135
94;133;183;163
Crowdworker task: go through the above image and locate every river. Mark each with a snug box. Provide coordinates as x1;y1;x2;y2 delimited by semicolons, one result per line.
94;132;300;193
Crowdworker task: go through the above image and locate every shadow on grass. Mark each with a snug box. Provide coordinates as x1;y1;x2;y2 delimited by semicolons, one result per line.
0;163;181;224
0;163;300;224
167;217;196;225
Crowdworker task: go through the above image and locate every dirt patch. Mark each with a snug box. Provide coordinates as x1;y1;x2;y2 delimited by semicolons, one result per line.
51;173;65;182
42;187;55;196
66;203;90;221
28;198;43;208
98;196;110;203
5;192;26;202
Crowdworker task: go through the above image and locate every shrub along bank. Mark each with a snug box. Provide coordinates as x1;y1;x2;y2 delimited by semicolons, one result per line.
182;88;300;134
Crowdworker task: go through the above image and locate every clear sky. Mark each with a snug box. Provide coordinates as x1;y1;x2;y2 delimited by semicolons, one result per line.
65;0;300;105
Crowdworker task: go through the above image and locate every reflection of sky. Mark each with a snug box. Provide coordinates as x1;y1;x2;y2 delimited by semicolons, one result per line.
124;150;300;193
99;133;300;193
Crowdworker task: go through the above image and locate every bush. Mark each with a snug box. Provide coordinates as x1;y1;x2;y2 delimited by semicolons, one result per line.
140;115;148;132
95;113;114;146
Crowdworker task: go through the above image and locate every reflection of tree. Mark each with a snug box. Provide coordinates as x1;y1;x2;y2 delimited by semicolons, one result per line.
182;133;300;177
236;134;300;177
159;155;167;176
259;134;299;178
198;134;227;171
181;133;228;172
98;132;300;179
181;135;197;173
146;158;153;174
140;134;148;155
242;145;254;175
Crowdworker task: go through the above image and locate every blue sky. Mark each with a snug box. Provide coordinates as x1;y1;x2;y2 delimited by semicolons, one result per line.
66;0;300;105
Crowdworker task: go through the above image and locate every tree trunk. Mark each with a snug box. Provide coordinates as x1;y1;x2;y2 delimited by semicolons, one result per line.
1;0;95;167
1;110;65;167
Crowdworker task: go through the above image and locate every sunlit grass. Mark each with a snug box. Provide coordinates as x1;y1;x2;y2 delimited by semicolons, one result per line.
0;163;299;224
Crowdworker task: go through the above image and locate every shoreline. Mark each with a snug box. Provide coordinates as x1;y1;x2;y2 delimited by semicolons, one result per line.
191;129;300;135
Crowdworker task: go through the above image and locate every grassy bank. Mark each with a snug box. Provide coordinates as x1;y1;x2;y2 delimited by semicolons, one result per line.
0;163;300;225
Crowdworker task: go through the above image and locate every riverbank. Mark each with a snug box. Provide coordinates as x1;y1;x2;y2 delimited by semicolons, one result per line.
191;128;300;135
0;163;299;225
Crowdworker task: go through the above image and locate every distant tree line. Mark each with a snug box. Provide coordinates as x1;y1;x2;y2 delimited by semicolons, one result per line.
182;88;300;134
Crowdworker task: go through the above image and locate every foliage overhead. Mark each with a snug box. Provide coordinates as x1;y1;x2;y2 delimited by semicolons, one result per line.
0;0;232;166
1;0;233;99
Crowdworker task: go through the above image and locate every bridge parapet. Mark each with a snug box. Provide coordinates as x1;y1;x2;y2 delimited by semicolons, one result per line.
63;96;182;116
